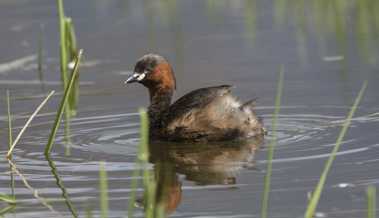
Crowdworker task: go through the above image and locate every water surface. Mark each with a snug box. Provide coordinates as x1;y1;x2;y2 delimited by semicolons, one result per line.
0;0;379;217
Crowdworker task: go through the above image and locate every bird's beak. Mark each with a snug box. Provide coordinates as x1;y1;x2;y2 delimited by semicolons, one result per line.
124;73;140;84
124;71;148;85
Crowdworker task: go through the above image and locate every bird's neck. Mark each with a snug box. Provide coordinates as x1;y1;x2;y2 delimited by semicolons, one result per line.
148;87;173;130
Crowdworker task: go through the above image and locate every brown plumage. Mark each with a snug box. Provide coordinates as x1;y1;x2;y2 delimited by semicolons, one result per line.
125;53;265;142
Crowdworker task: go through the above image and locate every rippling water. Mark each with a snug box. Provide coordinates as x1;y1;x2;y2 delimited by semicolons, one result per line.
1;106;378;217
1;0;379;218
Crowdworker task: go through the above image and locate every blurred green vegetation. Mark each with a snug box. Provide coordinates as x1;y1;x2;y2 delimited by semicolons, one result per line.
206;0;379;63
55;0;81;155
127;109;165;218
133;0;379;63
274;0;379;63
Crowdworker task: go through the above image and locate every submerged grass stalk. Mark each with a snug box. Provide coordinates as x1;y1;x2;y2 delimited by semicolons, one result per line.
8;160;62;217
261;67;284;218
6;90;55;158
46;155;78;218
6;90;15;197
304;81;368;218
0;204;16;216
99;162;109;218
44;49;83;155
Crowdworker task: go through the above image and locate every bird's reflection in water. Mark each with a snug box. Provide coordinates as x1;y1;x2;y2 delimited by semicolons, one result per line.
137;135;264;216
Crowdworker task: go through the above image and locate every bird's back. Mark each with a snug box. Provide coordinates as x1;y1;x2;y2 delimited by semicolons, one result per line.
161;85;264;142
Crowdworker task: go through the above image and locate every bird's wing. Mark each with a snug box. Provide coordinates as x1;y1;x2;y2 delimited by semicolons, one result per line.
166;85;232;122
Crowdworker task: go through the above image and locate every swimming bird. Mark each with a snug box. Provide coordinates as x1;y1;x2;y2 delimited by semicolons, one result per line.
125;53;265;142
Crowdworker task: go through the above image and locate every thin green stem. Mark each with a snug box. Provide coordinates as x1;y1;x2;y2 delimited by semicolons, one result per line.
6;90;13;151
57;0;67;88
57;0;73;152
127;109;155;218
138;109;149;162
7;90;55;158
304;81;368;218
367;186;376;218
0;193;15;204
99;162;109;218
44;49;83;155
261;67;284;218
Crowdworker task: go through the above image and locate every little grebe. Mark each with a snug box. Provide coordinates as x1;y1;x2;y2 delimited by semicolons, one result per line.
125;53;265;142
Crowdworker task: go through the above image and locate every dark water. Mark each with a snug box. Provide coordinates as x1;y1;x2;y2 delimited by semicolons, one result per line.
1;0;379;217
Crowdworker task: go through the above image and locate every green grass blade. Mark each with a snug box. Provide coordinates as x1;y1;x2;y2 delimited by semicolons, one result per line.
304;81;368;218
65;17;79;117
138;109;155;218
57;0;68;88
63;17;79;152
6;90;55;158
138;109;149;162
127;109;154;218
0;193;16;204
56;0;73;149
138;109;163;217
65;18;78;59
99;161;109;218
44;49;83;155
132;110;149;218
6;90;12;149
261;66;284;218
367;186;376;218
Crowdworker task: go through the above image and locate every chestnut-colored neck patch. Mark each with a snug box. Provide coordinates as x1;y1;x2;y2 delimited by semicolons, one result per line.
153;62;176;91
